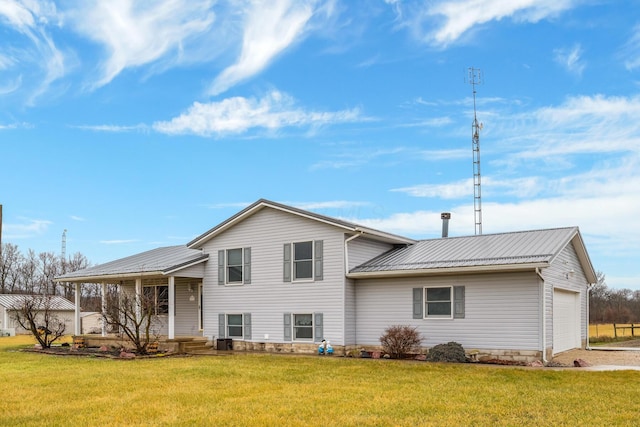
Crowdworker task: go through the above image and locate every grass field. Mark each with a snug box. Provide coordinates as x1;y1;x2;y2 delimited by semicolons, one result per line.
1;336;640;426
590;323;640;339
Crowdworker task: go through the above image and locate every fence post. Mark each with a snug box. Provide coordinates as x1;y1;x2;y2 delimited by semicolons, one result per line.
614;323;617;339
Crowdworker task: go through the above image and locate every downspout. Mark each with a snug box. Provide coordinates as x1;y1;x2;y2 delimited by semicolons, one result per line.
344;232;363;352
586;283;592;351
344;232;364;274
536;267;547;363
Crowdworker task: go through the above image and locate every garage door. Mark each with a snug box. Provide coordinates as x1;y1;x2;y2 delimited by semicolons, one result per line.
553;289;580;354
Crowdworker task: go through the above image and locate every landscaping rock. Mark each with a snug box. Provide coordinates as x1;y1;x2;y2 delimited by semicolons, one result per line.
574;358;592;367
99;345;109;352
528;360;544;367
119;351;136;359
414;354;427;361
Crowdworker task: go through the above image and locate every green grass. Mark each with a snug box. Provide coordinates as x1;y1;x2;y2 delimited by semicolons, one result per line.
1;336;639;426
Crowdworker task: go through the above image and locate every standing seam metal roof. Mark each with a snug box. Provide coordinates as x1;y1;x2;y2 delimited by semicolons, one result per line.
56;245;208;280
350;227;579;273
0;294;76;311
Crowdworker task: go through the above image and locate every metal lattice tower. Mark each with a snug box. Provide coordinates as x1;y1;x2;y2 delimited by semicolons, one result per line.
468;67;483;235
61;229;67;273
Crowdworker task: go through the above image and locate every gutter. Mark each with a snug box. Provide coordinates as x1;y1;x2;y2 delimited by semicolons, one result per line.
347;262;549;279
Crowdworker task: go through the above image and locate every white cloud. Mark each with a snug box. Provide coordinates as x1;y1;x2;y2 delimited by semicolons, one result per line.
4;217;52;239
388;0;577;47
153;90;362;136
497;94;640;163
554;44;586;76
620;23;640;71
100;239;139;245
208;0;333;95
64;0;216;89
0;0;65;103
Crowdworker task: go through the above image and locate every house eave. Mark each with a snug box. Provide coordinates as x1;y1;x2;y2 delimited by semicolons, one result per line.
347;262;550;279
54;271;166;284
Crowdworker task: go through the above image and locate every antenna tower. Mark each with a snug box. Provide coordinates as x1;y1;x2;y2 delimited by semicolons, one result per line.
467;67;483;235
61;229;67;273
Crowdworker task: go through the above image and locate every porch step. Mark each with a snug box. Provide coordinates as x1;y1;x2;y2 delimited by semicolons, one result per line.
181;340;211;354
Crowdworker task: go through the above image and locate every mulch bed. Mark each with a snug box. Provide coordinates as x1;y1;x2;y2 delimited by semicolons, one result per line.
22;345;179;359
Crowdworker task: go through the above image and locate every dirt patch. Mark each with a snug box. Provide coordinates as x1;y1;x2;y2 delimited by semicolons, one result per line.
552;348;640;367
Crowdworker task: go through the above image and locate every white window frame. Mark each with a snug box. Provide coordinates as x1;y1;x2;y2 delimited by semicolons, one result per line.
292;313;314;341
226;248;244;285
226;313;244;338
292;241;314;282
424;286;453;319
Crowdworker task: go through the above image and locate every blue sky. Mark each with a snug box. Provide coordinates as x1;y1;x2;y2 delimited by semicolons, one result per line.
1;1;639;289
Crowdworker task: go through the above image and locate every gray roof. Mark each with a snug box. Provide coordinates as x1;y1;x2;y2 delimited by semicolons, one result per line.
188;198;415;248
0;294;76;311
350;226;596;281
56;245;208;282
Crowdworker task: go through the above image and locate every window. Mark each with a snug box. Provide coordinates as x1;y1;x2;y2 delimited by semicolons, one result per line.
227;314;244;338
143;285;169;315
293;313;313;340
293;241;313;280
425;286;452;318
226;248;243;283
218;248;251;285
283;241;323;282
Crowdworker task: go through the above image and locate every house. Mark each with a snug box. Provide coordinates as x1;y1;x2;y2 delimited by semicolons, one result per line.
0;294;76;336
56;199;597;362
80;312;104;334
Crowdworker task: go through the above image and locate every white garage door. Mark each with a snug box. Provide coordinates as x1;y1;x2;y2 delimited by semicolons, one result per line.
553;289;580;354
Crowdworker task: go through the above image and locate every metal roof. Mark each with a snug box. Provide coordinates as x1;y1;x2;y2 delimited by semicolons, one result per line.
350;227;590;277
187;198;415;248
0;294;76;311
55;245;208;282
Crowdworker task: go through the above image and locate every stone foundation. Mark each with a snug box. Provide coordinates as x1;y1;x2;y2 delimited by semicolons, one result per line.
78;335;206;353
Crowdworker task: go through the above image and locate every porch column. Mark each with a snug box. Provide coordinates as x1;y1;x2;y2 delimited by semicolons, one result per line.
74;282;81;336
101;282;107;337
135;278;142;320
168;276;175;339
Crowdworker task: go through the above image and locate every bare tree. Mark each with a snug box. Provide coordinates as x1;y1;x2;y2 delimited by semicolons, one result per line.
102;285;162;355
11;294;67;348
0;243;21;293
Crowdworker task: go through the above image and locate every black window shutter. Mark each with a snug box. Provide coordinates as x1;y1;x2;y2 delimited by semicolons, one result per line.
244;247;251;284
413;288;423;319
453;286;465;319
283;244;291;282
314;240;323;281
218;250;225;285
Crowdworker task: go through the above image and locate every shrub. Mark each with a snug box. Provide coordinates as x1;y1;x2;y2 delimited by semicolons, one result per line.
379;325;423;359
426;342;467;363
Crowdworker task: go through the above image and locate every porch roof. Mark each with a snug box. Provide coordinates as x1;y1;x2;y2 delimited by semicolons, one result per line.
55;245;208;283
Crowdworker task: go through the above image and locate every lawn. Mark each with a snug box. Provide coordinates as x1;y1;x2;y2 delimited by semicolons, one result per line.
1;336;639;426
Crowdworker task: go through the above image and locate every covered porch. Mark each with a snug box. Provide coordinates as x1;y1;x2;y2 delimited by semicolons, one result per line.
55;246;209;341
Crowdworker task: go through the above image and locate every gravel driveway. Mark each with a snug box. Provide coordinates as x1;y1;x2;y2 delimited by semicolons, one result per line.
551;347;640;369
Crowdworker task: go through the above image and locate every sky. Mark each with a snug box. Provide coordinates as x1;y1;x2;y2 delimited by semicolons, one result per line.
1;0;639;290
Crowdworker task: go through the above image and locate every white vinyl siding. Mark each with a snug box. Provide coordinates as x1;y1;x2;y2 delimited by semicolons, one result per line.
347;237;395;271
355;272;541;351
201;208;346;345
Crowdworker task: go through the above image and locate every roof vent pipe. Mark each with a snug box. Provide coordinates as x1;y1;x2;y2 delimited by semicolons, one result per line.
441;212;451;238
